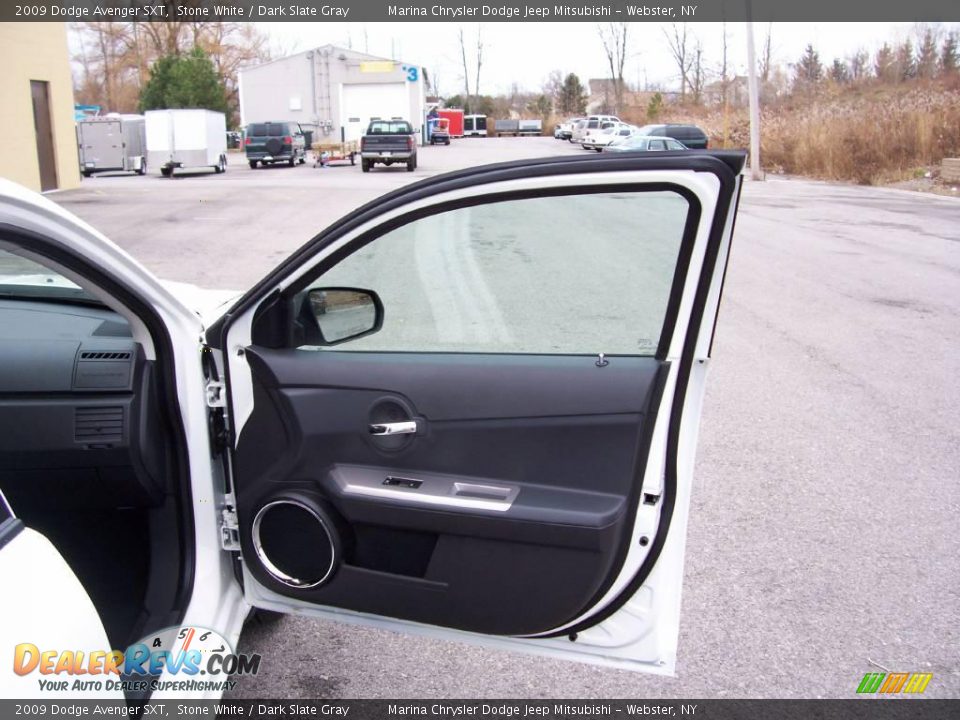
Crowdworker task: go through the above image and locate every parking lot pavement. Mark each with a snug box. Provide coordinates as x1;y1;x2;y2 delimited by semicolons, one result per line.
52;138;960;698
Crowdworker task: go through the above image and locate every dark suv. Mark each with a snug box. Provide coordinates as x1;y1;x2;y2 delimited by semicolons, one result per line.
634;124;709;149
244;121;307;168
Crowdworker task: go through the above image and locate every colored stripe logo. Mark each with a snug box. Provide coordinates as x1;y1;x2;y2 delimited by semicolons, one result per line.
857;672;932;694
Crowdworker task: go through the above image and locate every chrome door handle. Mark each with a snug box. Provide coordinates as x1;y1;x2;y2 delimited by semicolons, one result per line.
369;421;417;436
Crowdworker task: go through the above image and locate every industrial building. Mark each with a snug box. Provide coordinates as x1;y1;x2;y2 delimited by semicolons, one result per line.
238;46;427;146
0;23;80;192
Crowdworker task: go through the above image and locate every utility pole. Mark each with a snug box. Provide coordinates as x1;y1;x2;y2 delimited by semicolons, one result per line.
745;3;763;180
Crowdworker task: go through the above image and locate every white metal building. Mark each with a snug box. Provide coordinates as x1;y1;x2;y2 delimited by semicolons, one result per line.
238;46;427;145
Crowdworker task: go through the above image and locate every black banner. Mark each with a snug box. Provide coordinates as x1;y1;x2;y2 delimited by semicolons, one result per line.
0;700;956;719
4;0;960;23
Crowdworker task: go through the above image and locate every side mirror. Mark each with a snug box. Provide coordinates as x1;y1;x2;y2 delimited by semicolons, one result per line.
305;288;383;345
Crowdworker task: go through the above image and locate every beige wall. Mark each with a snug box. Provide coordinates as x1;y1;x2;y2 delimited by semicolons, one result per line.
0;23;80;192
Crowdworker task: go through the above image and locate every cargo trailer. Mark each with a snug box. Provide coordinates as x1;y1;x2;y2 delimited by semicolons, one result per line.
463;114;487;137
494;119;520;137
145;109;227;177
438;109;464;138
518;119;544;136
77;114;146;177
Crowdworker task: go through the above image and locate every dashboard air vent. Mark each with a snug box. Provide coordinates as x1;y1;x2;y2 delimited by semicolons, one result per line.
79;351;132;361
75;406;124;445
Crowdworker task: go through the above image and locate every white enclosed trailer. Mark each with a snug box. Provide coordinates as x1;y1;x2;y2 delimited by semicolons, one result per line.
145;109;227;177
76;114;147;177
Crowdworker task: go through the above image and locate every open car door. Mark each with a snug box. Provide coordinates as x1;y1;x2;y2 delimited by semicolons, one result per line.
210;151;744;674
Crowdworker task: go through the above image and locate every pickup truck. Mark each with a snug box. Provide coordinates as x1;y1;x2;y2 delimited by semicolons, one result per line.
360;120;418;172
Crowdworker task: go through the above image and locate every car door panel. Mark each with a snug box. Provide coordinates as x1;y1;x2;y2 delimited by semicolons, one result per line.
216;152;744;670
233;349;666;635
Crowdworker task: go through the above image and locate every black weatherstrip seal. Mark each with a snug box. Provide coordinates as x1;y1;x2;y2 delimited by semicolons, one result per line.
0;225;196;636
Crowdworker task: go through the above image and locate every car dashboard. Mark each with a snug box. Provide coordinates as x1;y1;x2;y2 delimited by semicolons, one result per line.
0;298;167;510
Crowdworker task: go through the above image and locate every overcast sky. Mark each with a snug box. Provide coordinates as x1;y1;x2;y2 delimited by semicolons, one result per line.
261;21;957;96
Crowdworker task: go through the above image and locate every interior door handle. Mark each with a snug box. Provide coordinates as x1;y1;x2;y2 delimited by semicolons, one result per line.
369;421;417;436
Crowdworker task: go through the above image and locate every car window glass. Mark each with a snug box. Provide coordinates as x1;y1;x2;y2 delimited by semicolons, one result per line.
249;124;267;136
368;121;413;134
302;190;691;356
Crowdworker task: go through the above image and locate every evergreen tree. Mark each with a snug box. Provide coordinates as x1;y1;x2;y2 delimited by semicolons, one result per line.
794;44;823;87
875;43;896;82
139;48;228;115
917;28;940;78
895;40;917;81
829;58;850;83
941;32;959;74
557;73;588;115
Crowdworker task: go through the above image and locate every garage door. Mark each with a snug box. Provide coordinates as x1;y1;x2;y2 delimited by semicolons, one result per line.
341;83;410;143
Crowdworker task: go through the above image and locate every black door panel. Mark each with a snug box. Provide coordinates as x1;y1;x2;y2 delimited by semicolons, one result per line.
233;349;666;635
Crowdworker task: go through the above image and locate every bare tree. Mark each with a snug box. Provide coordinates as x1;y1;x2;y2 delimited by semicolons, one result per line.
598;23;629;113
691;38;706;103
760;23;773;84
474;24;484;99
663;23;693;99
718;21;730;105
458;27;471;109
70;22;272;123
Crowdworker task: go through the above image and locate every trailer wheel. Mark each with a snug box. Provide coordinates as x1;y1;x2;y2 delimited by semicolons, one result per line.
82;170;92;178
161;166;173;178
350;153;356;166
138;158;147;175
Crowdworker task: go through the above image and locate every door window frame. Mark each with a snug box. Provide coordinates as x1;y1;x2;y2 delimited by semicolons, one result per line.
264;183;703;362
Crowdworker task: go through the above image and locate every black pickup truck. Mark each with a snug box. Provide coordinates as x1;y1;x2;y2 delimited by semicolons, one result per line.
360;120;418;172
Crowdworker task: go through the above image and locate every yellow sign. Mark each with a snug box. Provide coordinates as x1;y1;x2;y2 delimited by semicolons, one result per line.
360;61;397;73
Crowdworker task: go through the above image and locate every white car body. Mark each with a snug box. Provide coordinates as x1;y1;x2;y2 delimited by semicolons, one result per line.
571;115;620;144
0;151;744;699
582;122;637;151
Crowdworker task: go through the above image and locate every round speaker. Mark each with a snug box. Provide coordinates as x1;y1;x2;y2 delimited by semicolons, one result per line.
252;498;341;589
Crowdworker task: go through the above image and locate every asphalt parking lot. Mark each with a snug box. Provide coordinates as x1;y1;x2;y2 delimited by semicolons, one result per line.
53;137;960;698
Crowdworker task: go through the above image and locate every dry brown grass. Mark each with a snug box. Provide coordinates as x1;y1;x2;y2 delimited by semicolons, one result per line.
620;81;960;185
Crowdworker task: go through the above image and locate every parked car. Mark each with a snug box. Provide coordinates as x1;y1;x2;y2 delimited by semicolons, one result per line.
604;135;688;152
555;117;583;140
145;109;228;177
632;123;709;149
582;122;637;151
77;114;147;177
0;150;746;697
226;131;242;149
360;119;418;172
244;121;306;168
571;114;620;144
